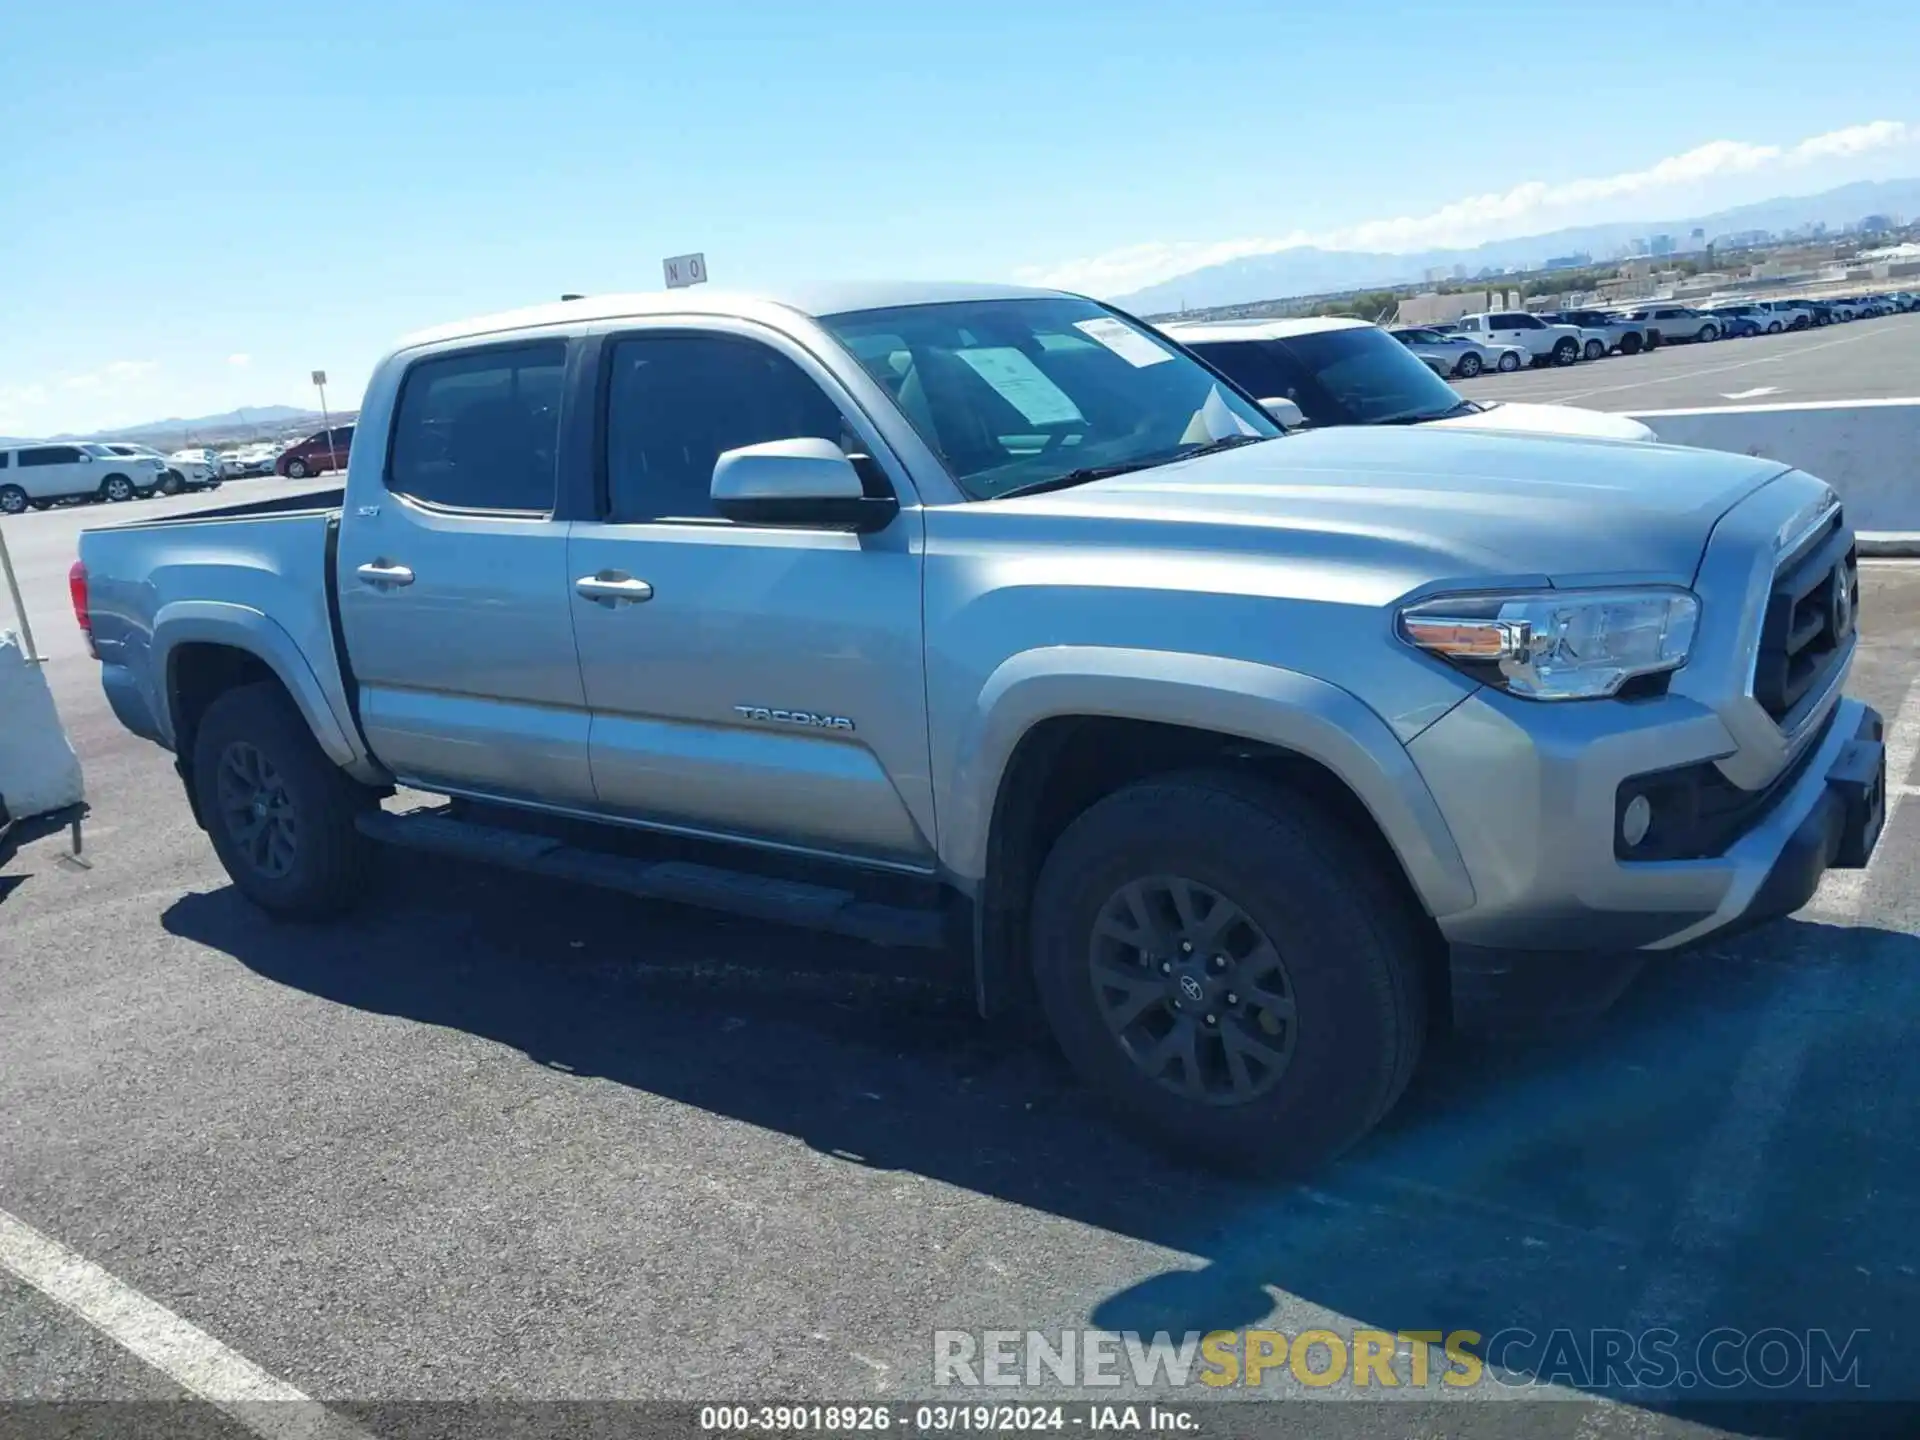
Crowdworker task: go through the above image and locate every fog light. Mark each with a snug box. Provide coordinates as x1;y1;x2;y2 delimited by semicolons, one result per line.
1621;794;1653;849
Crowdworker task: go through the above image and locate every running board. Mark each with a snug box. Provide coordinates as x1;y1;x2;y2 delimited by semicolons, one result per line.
354;808;948;951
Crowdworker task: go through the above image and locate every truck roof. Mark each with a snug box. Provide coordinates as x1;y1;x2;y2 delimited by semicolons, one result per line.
391;281;1071;354
1155;316;1373;343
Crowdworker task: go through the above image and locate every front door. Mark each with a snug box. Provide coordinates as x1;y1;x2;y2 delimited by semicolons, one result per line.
335;338;596;806
566;326;936;867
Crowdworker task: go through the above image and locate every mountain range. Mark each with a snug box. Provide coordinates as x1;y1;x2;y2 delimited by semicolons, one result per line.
1113;178;1920;315
2;405;347;450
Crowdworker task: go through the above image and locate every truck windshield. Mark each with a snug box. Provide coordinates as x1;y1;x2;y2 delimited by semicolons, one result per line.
818;297;1278;500
1187;327;1470;428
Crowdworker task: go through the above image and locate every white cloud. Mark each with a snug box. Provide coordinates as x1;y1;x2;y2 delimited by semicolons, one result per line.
228;353;252;368
1021;119;1920;297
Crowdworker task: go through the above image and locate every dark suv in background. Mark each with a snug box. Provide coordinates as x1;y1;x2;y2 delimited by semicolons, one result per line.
275;426;353;479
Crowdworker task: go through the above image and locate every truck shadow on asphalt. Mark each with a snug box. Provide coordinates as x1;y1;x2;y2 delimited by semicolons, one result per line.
163;861;1920;1434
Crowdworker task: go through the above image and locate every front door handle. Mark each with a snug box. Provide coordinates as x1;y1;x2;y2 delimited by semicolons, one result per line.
356;561;415;589
575;572;654;606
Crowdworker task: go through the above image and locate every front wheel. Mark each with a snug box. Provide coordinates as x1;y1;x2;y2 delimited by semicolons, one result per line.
1696;325;1718;343
1620;333;1643;355
1766;321;1783;334
159;470;184;495
1453;352;1483;378
284;458;310;479
1583;339;1606;361
1029;773;1428;1175
100;474;135;503
1552;338;1580;366
192;682;371;918
1496;350;1522;373
0;484;27;515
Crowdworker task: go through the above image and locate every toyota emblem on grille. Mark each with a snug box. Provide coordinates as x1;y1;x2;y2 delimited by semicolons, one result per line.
1179;975;1205;1003
1832;567;1854;638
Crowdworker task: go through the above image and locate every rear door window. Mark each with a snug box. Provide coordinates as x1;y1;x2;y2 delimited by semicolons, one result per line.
387;341;568;513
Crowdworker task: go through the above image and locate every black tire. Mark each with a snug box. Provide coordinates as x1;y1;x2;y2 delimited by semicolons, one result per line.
1695;325;1717;343
0;484;26;516
192;682;371;918
100;473;136;503
1552;338;1579;366
1496;350;1522;373
1453;352;1483;378
1028;772;1428;1175
284;458;310;479
1583;339;1606;361
159;470;184;496
1619;332;1643;356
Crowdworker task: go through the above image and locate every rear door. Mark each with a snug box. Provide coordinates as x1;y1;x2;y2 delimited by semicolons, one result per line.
565;322;936;867
335;337;597;806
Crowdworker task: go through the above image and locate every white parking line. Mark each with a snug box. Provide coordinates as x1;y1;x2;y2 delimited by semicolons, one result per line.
0;1207;374;1440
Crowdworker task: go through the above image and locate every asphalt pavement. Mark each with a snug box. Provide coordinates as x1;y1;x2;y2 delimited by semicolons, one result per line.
5;487;1920;1439
1454;310;1920;412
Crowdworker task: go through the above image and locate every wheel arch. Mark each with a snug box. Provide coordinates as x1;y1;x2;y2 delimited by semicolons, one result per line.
950;648;1475;1016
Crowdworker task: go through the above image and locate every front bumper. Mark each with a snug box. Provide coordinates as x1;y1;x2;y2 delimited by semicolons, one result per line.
1436;702;1881;1036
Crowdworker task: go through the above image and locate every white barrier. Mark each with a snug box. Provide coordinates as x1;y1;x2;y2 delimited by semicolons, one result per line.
1624;397;1920;536
0;632;85;821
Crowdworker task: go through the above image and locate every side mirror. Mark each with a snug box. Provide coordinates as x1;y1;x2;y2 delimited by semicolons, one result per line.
78;453;94;462
1258;397;1305;429
711;438;898;533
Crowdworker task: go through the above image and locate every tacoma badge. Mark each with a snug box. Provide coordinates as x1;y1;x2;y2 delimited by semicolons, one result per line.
733;705;855;732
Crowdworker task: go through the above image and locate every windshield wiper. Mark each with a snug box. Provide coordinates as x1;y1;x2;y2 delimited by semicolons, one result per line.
1176;433;1276;458
1376;399;1484;425
990;460;1163;500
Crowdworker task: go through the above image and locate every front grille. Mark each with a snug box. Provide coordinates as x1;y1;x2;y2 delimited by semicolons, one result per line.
1753;510;1857;725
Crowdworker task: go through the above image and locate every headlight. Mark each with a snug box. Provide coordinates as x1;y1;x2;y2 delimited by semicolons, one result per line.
1398;588;1698;700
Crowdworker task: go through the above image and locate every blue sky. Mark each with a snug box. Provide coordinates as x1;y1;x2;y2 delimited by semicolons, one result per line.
5;0;1919;436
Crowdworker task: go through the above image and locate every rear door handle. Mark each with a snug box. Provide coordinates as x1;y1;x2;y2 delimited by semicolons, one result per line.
575;572;654;606
356;561;414;589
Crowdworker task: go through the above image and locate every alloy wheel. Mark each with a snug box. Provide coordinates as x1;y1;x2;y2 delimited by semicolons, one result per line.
1087;875;1298;1106
215;740;299;880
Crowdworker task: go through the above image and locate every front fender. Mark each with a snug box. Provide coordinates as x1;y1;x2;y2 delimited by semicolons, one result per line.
152;601;375;777
942;646;1475;920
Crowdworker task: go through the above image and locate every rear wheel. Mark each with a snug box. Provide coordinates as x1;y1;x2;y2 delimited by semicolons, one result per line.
1496;350;1522;373
1766;320;1784;334
284;458;309;479
1583;339;1606;361
99;474;135;503
1696;324;1718;343
1029;773;1428;1175
1620;332;1643;356
1453;351;1483;378
0;484;26;515
192;682;371;918
1552;337;1580;366
159;470;184;495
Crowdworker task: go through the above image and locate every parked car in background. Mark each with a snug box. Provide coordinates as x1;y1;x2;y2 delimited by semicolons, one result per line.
1755;300;1815;330
79;283;1875;1174
164;449;225;492
1613;305;1722;344
1703;303;1774;338
1823;298;1861;321
1450;311;1586;366
1541;309;1653;355
98;442;221;496
275;426;353;479
1161;317;1652;440
1387;326;1526;377
0;441;163;512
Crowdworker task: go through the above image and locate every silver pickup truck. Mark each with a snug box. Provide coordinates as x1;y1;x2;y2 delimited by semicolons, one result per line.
76;282;1885;1173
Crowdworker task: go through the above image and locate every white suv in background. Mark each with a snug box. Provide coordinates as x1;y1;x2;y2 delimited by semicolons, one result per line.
1451;311;1586;366
0;441;166;513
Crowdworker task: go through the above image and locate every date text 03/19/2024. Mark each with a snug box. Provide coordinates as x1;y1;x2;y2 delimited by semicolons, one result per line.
698;1404;1198;1433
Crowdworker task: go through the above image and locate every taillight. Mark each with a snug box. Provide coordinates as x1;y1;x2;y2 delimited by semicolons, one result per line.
69;560;97;659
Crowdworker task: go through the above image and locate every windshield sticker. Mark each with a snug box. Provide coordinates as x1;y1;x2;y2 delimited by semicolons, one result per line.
956;348;1086;426
1073;317;1175;368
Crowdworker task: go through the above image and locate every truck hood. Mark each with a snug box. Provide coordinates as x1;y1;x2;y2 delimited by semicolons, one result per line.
1005;425;1790;584
1428;401;1655;442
